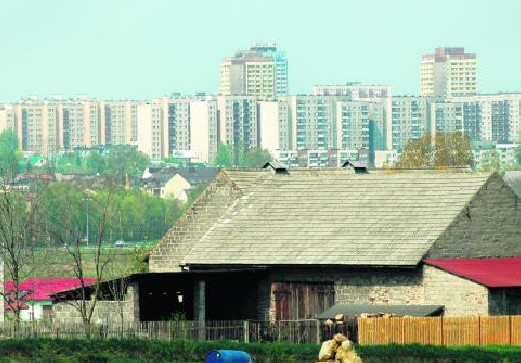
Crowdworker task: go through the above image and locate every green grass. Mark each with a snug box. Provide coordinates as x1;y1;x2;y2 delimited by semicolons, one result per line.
1;340;521;363
23;244;153;278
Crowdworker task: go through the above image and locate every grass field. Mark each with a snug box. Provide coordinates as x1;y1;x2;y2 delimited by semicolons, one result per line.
21;243;154;279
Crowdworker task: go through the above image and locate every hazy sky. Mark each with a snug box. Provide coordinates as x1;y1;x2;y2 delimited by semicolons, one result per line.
1;0;519;102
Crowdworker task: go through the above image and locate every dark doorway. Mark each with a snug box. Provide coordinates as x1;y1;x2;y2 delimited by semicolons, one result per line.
138;273;194;321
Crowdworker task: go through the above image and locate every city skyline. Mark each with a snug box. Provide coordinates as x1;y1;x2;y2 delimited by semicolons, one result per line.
1;0;520;102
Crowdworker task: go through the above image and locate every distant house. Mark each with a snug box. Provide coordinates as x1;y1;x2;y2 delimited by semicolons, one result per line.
4;278;97;321
144;167;521;321
141;166;219;201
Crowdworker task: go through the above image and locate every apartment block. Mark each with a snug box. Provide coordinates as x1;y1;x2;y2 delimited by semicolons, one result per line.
0;107;6;132
421;47;477;97
431;94;521;145
216;96;259;164
271;95;387;166
4;100;59;154
136;97;218;163
391;97;430;151
59;100;101;149
312;83;392;100
473;144;519;169
100;100;138;146
220;43;288;100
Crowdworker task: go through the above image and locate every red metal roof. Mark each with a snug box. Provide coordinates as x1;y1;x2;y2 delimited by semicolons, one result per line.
4;278;98;302
424;257;521;288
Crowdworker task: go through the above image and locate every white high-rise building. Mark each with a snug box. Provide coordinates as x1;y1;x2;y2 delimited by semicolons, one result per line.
421;47;477;97
220;43;288;100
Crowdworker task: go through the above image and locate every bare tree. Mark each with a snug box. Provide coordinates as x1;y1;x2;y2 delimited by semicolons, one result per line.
47;182;116;339
0;178;47;331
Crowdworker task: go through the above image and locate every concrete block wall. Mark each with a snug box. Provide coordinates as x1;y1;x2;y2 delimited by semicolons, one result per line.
423;265;488;316
51;286;137;325
150;172;242;272
428;174;521;259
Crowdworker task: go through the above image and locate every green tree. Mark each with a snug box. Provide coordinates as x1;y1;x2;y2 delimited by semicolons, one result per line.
85;151;105;174
242;147;273;167
215;143;233;167
104;146;150;183
0;129;23;177
396;132;473;168
515;147;521;165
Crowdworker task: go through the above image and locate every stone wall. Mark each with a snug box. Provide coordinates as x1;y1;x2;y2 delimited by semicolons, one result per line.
335;270;424;306
428;174;521;259
260;267;425;321
423;265;488;316
51;285;137;325
150;172;242;272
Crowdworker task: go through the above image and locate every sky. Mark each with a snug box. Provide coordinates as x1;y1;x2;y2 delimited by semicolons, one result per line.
1;0;520;102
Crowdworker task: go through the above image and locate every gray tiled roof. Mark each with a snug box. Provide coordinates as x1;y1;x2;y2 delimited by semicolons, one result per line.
180;170;491;267
504;171;521;198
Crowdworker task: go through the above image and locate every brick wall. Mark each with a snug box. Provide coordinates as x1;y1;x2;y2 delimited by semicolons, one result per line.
423;265;488;316
51;285;137;325
149;172;242;272
428;174;521;259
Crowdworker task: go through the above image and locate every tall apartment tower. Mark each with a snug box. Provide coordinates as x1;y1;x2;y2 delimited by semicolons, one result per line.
421;47;477;97
220;43;288;100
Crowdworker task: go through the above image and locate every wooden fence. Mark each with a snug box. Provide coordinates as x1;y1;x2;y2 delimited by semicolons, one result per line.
0;319;322;343
357;315;521;346
3;316;521;345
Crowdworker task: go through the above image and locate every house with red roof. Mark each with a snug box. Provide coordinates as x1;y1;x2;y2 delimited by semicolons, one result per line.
4;278;97;321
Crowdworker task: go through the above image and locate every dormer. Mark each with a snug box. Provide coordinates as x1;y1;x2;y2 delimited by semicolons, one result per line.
342;160;368;174
263;162;288;174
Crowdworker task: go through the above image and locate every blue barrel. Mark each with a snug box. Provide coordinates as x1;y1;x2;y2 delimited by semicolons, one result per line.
205;350;252;363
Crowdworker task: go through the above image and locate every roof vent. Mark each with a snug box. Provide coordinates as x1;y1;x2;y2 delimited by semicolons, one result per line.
263;162;288;174
342;160;368;174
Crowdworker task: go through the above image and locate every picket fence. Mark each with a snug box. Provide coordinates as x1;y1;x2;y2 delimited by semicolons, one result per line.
0;319;326;343
357;315;521;346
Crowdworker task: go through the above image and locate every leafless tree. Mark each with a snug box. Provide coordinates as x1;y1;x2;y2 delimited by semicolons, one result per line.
0;177;47;332
48;184;116;339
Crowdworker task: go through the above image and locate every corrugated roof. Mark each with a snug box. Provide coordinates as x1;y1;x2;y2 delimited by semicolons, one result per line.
425;257;521;287
179;170;492;267
316;304;445;318
4;278;98;302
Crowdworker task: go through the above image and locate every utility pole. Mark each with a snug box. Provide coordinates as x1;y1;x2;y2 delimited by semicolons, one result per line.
83;198;91;247
119;210;123;240
86;201;89;247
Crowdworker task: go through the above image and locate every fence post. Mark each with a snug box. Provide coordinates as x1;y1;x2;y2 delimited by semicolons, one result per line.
315;319;321;344
440;316;444;346
243;320;250;343
478;316;482;346
401;318;405;344
509;315;513;346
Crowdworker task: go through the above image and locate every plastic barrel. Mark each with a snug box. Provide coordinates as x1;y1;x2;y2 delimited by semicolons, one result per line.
205;350;252;363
